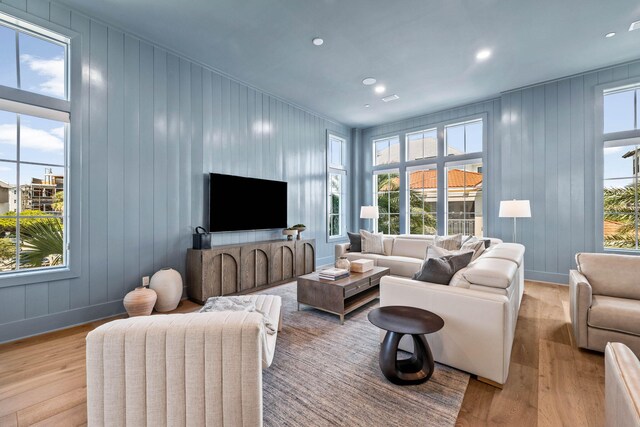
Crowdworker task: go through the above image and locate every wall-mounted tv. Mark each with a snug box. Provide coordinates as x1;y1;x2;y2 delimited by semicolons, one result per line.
209;173;288;232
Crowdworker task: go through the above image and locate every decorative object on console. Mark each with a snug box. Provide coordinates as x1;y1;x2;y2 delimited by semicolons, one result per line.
361;229;385;255
413;251;474;285
360;206;379;231
347;231;362;252
123;285;157;317
351;258;374;273
283;228;298;241
192;226;212;249
292;224;306;240
149;268;183;312
335;256;351;271
499;199;531;242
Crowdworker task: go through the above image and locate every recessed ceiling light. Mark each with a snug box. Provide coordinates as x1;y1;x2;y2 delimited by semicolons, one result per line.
629;20;640;31
374;85;386;94
312;37;324;46
382;94;399;102
364;104;371;108
605;32;616;38
362;77;377;86
476;49;492;61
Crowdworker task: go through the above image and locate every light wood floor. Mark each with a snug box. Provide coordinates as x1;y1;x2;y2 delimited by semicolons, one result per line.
0;281;604;426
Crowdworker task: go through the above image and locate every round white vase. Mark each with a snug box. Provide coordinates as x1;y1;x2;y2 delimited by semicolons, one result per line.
149;268;183;312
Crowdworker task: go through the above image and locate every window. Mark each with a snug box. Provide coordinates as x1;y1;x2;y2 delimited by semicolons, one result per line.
327;134;347;239
445;119;483;155
604;85;639;134
407;167;437;234
446;161;483;237
374;136;400;166
406;128;437;161
0;15;69;275
603;142;639;250
375;170;400;234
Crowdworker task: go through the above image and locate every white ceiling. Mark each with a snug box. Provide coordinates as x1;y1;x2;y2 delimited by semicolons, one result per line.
55;0;640;128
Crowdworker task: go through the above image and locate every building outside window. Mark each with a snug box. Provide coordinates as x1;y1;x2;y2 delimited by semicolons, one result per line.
407;166;437;234
445;161;483;236
0;14;70;274
602;83;640;250
328;134;347;239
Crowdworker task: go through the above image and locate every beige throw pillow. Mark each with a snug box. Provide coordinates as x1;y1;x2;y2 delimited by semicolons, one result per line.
360;230;385;255
461;238;486;261
435;234;462;251
426;245;473;260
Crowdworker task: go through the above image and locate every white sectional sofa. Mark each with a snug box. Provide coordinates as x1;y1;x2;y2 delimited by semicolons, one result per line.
336;234;525;386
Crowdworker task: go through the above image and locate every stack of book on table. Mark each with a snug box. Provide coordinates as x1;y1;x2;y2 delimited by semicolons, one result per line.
319;268;350;281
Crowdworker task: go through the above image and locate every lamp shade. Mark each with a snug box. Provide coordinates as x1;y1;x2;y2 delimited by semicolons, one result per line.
360;205;379;219
499;200;531;218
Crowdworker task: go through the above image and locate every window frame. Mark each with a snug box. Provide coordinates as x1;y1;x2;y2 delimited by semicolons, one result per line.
444;158;484;237
372;135;400;167
406;127;437;162
327;132;348;242
373;168;400;235
597;78;640;253
369;112;487;236
0;4;82;287
406;164;438;235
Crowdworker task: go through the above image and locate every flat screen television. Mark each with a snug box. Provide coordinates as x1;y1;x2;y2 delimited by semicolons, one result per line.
209;173;288;232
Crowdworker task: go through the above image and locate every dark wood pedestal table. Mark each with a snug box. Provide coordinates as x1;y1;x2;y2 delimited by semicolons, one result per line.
368;306;444;385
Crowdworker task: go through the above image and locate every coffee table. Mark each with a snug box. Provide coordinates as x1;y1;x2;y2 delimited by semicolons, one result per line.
297;266;390;324
368;306;444;385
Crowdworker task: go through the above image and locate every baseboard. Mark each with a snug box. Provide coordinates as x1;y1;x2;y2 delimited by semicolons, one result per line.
524;270;568;285
0;300;126;344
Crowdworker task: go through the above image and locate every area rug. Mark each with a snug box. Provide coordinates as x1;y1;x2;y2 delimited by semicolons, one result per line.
258;282;469;427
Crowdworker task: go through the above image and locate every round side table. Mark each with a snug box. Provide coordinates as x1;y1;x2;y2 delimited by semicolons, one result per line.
368;306;444;385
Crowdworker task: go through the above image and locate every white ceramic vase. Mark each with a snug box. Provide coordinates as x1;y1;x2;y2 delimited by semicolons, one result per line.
335;256;351;271
149;268;183;312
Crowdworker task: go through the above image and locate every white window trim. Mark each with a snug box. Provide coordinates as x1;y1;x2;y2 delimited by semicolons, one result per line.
327;132;348;242
405;127;437;162
596;78;640;253
0;4;81;287
444;157;483;237
406;164;437;235
372;135;400;168
373;168;400;235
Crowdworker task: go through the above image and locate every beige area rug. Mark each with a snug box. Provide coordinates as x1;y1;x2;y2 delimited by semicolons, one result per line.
258;282;469;427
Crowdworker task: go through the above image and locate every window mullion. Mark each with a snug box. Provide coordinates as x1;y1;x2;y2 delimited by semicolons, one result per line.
15;29;20;90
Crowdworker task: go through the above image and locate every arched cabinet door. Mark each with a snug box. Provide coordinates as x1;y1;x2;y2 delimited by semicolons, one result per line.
270;241;296;283
240;243;271;291
295;239;316;276
203;248;241;297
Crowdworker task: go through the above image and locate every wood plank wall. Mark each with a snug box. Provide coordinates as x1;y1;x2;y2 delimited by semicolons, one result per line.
0;0;350;342
359;60;640;284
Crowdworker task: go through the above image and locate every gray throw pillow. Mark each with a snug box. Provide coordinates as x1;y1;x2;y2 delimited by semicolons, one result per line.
412;251;474;285
347;232;362;252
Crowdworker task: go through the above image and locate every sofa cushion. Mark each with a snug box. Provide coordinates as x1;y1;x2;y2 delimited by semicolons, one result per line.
460;238;486;261
376;256;423;277
347;232;362;252
576;253;640;300
481;243;525;266
391;238;430;259
462;258;517;289
449;267;472;288
588;295;640;337
361;230;385;255
343;252;385;264
383;237;394;256
412;252;473;285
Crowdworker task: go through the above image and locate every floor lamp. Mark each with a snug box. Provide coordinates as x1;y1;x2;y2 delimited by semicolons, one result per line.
360;206;379;232
499;200;531;242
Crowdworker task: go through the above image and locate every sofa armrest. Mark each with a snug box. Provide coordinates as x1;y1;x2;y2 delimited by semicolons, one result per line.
605;343;640;427
335;242;350;259
87;312;264;426
569;269;592;349
380;275;514;384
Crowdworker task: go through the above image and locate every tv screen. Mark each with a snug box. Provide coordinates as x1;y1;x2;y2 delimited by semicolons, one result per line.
209;173;288;232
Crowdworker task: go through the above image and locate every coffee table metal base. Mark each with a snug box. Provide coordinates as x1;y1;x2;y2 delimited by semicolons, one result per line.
379;331;435;385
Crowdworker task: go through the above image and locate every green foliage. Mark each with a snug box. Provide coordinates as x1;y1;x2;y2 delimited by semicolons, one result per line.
376;173;435;235
0;238;15;270
0;210;54;234
52;191;64;213
604;184;638;249
19;218;64;267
